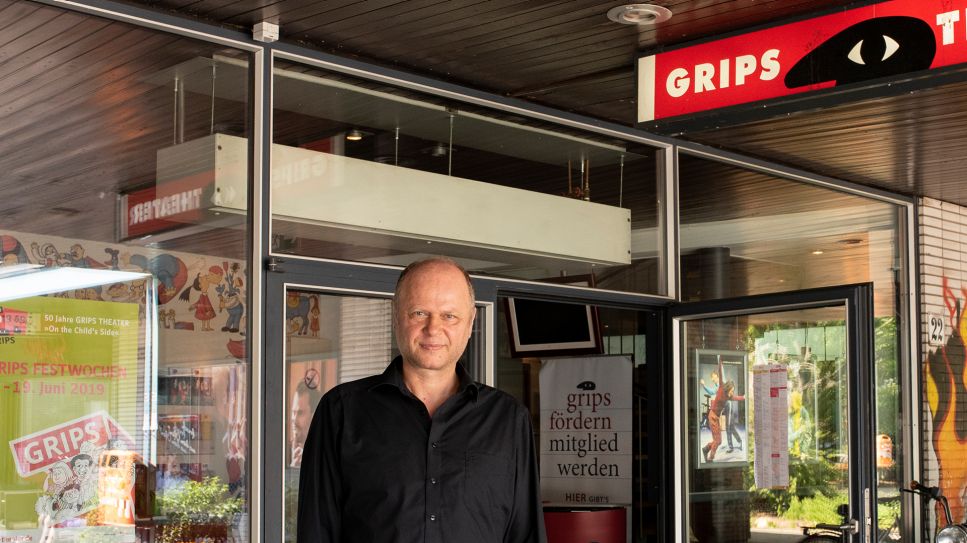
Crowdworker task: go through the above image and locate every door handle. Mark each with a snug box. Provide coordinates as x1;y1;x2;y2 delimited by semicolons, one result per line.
267;256;285;273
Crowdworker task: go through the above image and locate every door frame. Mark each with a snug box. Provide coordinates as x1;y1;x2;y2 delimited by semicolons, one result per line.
263;257;400;543
261;255;674;543
262;257;878;543
668;283;876;543
263;256;505;543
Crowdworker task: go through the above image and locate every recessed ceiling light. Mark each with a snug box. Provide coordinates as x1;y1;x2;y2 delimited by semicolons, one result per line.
607;4;672;25
345;129;364;141
811;250;824;255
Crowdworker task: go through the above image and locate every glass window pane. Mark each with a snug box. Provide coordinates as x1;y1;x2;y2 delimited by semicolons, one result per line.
0;1;251;541
282;289;485;542
678;153;905;537
682;307;852;542
495;299;657;541
271;59;665;296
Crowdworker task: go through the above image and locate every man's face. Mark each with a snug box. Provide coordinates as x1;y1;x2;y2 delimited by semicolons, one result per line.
394;262;476;374
291;391;313;444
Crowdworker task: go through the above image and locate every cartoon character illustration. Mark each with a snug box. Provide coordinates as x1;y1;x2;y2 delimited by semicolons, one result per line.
35;446;102;524
286;293;312;336
42;462;74;496
227;339;245;360
73;285;104;301
216;262;245;334
128;253;188;305
30;241;64;267
309;295;320;337
104;247;121;270
70;453;98;508
52;483;83;520
178;266;224;331
106;282;130;301
1;235;29;266
105;279;148;305
66;244;106;269
160;308;177;328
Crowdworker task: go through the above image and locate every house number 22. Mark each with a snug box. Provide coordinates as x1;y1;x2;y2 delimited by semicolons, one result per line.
928;314;946;346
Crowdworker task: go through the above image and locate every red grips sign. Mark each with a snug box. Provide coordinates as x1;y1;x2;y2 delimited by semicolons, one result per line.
8;411;133;477
638;0;967;122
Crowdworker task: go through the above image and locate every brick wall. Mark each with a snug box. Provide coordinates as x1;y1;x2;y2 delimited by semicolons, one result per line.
918;196;967;526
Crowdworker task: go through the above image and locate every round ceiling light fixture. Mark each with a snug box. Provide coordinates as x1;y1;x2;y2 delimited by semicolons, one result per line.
607;4;672;25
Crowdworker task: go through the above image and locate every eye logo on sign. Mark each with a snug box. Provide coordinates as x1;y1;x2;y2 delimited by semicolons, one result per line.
785;16;936;88
576;381;596;391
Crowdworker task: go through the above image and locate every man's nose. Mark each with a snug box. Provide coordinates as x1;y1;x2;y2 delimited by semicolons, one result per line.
424;315;443;333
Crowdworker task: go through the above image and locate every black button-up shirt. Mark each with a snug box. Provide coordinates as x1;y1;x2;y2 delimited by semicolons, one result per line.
297;356;546;543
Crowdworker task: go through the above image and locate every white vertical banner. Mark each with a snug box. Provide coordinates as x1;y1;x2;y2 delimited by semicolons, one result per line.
539;356;633;506
752;363;789;489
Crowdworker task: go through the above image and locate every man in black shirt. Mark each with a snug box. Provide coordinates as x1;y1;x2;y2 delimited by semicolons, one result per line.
297;257;546;543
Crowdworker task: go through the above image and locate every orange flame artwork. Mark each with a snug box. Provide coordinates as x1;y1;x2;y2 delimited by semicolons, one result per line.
925;277;967;527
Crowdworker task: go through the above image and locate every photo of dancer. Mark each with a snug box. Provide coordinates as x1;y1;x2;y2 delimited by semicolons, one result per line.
696;350;748;468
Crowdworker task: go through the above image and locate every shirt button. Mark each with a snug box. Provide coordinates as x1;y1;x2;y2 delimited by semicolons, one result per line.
429;514;437;521
431;442;438;448
430;478;438;485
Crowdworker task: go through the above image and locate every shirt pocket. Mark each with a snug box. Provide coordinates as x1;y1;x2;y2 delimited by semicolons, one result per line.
465;450;515;518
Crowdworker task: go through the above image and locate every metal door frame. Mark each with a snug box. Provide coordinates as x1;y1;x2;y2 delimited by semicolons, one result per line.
263;256;502;543
668;283;876;543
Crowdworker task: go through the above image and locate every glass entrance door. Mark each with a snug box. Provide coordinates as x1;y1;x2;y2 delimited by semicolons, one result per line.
670;285;877;543
263;259;488;543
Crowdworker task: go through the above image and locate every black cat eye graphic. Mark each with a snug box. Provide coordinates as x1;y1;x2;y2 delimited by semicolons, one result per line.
785;16;935;88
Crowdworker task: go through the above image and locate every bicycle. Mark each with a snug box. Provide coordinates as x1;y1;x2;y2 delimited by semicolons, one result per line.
799;502;900;543
800;480;967;543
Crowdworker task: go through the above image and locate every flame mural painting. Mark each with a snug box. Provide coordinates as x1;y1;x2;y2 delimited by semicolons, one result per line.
925;276;967;527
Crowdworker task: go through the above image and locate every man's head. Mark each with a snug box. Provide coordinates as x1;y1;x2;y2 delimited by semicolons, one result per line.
724;380;735;398
393;257;476;374
290;380;321;445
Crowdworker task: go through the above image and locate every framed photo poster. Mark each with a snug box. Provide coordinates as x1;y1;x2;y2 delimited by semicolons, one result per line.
695;349;748;469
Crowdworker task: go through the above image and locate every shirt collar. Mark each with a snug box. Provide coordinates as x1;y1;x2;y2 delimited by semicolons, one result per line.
372;356;479;402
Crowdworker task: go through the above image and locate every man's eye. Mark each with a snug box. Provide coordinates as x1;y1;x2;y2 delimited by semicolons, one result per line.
412;311;427;318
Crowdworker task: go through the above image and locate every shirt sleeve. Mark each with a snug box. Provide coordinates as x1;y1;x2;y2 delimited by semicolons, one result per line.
297;391;344;542
504;404;547;543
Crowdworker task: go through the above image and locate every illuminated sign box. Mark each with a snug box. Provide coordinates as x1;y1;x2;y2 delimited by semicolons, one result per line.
153;134;633;266
637;0;967;124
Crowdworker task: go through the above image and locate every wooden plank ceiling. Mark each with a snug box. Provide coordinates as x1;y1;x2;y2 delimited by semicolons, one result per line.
0;0;953;286
107;0;967;208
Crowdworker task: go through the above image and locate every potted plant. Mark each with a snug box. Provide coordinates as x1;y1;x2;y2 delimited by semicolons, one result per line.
158;476;243;543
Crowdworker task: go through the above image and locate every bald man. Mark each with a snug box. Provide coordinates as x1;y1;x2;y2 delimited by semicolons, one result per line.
298;257;546;543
